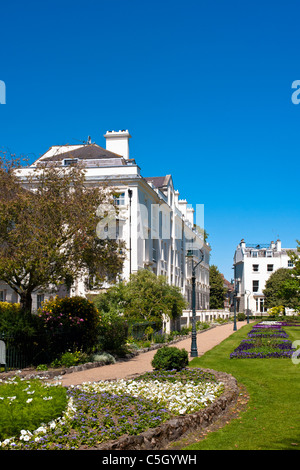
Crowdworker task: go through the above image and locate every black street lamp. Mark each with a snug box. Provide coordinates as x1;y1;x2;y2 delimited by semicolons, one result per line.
231;276;241;331
187;248;204;357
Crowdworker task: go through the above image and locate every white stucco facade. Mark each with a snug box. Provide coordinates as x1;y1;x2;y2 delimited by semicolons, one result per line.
1;130;211;317
233;238;296;314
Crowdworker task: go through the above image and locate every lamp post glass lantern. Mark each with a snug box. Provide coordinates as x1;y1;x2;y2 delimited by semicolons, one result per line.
187;249;204;357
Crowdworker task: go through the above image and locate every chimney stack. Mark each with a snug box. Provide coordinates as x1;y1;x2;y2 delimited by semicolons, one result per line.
104;130;131;159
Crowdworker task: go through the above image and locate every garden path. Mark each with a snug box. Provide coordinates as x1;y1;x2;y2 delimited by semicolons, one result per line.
57;321;250;387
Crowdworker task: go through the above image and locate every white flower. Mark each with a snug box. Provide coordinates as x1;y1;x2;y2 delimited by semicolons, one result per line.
26;398;33;403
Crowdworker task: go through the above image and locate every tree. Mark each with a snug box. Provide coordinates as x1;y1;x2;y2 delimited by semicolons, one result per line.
263;268;299;309
209;265;225;309
0;152;125;312
94;269;187;326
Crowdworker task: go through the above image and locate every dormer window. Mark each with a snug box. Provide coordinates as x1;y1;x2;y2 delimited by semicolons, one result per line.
63;159;78;166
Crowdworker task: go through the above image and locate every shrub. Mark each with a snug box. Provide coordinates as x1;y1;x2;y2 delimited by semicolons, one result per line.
97;307;128;355
153;332;167;344
237;312;245;321
50;350;91;368
92;352;116;364
38;296;101;355
151;346;189;371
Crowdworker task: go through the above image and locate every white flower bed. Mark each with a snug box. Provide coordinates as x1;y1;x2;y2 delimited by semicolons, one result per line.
78;378;224;415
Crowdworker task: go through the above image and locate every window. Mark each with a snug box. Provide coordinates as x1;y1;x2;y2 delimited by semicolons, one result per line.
255;298;267;313
253;280;259;292
0;291;5;302
252;251;258;257
63;159;78;166
267;264;274;272
114;192;125;206
288;260;294;267
266;251;272;257
37;294;44;310
252;264;259;272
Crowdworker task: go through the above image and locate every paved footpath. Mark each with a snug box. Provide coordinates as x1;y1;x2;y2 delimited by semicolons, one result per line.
58;321;250;387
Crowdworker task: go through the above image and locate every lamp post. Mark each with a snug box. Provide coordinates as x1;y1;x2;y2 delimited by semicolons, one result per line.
245;290;251;324
231;275;241;331
187;248;204;357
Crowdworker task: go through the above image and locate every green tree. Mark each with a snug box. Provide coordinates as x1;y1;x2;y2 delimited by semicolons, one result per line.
209;265;225;309
263;268;299;309
94;269;187;326
0;152;125;313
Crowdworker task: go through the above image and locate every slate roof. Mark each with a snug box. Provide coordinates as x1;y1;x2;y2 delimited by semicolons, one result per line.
144;175;172;189
38;144;126;163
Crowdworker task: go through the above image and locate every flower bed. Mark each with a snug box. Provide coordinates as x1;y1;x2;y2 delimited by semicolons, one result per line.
0;368;225;450
230;322;297;359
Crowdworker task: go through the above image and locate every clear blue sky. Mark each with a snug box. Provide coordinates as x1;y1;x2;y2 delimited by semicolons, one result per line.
1;0;300;280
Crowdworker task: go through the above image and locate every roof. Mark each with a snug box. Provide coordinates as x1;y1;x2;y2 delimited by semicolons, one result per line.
144;175;172;189
38;144;124;161
34;144;133;167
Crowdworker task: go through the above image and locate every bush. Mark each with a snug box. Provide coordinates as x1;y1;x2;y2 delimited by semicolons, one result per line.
237;312;245;321
151;346;189;371
0;301;41;339
50;350;91;368
97;307;128;355
92;352;116;364
38;296;101;356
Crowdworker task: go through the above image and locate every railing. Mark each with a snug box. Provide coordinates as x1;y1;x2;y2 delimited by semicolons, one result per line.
0;332;50;372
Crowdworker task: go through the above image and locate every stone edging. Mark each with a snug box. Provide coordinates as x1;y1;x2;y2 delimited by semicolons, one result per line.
85;368;239;450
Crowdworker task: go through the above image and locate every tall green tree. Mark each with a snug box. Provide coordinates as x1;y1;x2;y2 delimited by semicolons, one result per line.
209;265;226;309
0;152;125;312
94;269;187;325
263;267;299;309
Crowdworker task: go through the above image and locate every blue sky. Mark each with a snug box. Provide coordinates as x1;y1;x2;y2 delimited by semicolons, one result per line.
1;0;300;280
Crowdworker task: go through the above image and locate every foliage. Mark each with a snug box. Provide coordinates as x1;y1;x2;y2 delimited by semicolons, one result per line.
91;352;116;364
0;376;67;441
94;269;187;325
97;307;128;355
209;265;226;309
0;301;44;354
0;369;224;449
50;350;91;368
151;346;189;371
0;152;124;312
267;305;285;316
263;268;299;309
237;312;246;321
38;296;101;355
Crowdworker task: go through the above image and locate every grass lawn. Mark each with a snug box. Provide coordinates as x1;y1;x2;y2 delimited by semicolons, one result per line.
184;322;300;451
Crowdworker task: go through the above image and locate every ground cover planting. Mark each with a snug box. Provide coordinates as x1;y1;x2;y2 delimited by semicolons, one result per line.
0;368;224;450
0;376;67;443
230;321;297;359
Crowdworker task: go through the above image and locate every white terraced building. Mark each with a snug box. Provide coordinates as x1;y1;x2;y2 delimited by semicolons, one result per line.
233;238;297;315
1;130;211;320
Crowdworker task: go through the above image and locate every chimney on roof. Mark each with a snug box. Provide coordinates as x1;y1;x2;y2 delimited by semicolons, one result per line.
276;239;281;252
104;130;131;159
